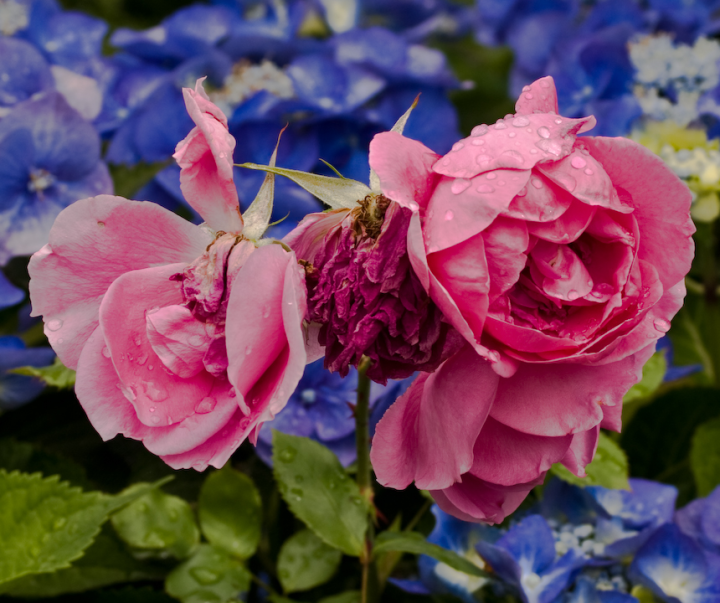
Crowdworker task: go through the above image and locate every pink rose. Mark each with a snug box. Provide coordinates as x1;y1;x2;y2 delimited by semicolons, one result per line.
28;80;308;470
370;76;694;522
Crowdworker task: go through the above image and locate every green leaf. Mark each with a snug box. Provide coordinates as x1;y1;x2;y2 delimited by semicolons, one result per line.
0;438;92;490
0;470;111;585
318;592;361;603
550;432;630;490
165;544;251;603
111;483;199;559
622;387;720;504
277;529;342;593
198;465;262;560
623;351;667;404
372;532;488;578
690;415;720;496
669;302;717;385
242;127;283;240
272;431;369;556
0;527;158;597
10;357;76;389
237;164;371;210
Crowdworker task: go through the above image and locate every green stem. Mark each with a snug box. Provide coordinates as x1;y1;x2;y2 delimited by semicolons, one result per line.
356;357;376;603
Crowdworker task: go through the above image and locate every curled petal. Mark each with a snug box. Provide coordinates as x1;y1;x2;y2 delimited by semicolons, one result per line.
559;426;600;478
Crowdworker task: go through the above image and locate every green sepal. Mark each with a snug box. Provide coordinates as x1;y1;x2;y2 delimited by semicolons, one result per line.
10;357;76;389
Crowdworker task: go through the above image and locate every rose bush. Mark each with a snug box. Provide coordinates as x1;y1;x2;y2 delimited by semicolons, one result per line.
28;80;308;470
370;76;695;522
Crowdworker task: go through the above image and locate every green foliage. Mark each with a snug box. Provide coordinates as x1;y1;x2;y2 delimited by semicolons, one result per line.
372;532;489;578
277;528;342;593
272;431;369;556
623;351;667;404
0;437;92;489
318;592;361;603
198;465;262;560
669;297;720;385
0;471;116;585
550;432;630;490
111;483;199;559
165;544;251;603
690;415;720;496
0;527;157;597
623;387;720;503
11;357;76;389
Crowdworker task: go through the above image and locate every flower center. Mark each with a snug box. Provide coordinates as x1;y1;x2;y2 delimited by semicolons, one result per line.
209;60;295;117
352;193;392;239
0;0;28;35
28;169;55;193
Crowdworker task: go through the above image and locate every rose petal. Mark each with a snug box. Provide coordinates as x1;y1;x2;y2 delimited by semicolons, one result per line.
100;263;215;427
483;217;529;302
582;136;695;289
530;241;594;302
174;78;242;233
489;352;648;436
369;131;441;212
371;346;498;490
470;416;572;486
514;76;560;115
526;200;596;244
559;426;600;478
28;195;211;368
502;172;573;222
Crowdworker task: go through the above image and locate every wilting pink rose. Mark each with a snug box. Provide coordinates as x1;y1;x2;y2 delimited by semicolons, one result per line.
28;80;308;470
370;76;694;522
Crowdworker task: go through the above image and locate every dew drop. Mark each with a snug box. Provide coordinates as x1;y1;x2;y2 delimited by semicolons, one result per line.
494;122;507;130
475;154;492;165
190;567;220;586
512;116;530;127
567;290;580;301
195;396;217;414
53;517;67;530
522;85;531;92
151;416;160;425
441;157;450;166
263;307;270;319
476;183;494;193
137;354;148;366
554;118;563;124
584;168;594;175
508;131;516;138
188;335;205;348
451;141;465;152
149;406;155;412
471;124;488;137
537;126;551;139
132;334;142;346
408;201;419;211
498;180;506;186
147;364;154;371
450;178;471;195
290;487;304;501
486;172;497;180
487;351;500;363
502;149;524;165
47;319;63;331
516;186;528;197
444;210;454;221
531;177;543;189
102;346;111;358
245;345;252;355
529;148;538;154
279;447;297;463
524;92;533;100
653;318;670;333
571;156;587;169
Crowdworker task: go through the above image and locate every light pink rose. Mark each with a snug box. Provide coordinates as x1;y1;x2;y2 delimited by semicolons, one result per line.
370;76;694;522
28;80;308;470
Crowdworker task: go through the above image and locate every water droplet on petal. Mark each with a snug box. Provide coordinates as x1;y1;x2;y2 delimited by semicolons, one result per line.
502;149;524;165
444;210;454;221
653;318;670;333
516;186;528;197
508;131;516;138
472;138;485;146
529;148;538;154
487;351;500;363
476;183;494;193
494;122;507;130
47;319;63;331
471;124;488;137
486;172;497;180
554;118;563;124
531;177;543;189
151;416;160;425
408;201;419;211
149;406;155;412
537;126;551;139
441;157;450;166
571;156;587;169
584;168;594;175
512;116;530;127
188;335;205;347
451;178;471;194
452;141;465;152
132;334;142;346
137;354;148;366
102;346;111;358
568;290;580;301
476;154;492;166
245;345;252;355
195;396;217;414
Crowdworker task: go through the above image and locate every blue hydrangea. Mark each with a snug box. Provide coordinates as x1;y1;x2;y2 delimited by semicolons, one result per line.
0;91;112;263
0;272;24;310
255;359;413;466
0;335;55;410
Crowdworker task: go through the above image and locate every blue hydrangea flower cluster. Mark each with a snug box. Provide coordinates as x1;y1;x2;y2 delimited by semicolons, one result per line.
396;477;720;603
96;0;462;235
256;358;414;466
0;0;113;263
475;0;720;136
